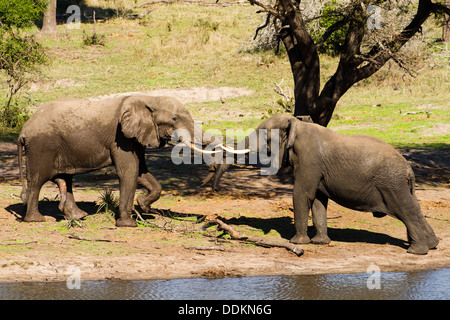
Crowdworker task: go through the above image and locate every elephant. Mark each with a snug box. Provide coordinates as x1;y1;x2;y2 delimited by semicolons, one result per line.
203;113;439;255
17;95;243;227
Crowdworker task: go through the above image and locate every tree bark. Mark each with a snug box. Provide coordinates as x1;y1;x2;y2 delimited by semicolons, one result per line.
41;0;57;33
444;0;450;43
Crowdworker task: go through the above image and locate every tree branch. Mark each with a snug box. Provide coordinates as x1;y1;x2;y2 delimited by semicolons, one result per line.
207;217;304;256
431;1;450;15
315;17;349;49
249;0;283;20
355;0;437;81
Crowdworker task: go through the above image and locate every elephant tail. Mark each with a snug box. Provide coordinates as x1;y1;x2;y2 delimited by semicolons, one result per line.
17;136;27;204
407;166;416;196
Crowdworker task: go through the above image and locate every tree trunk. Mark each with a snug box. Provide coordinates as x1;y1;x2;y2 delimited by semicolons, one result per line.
41;0;57;33
444;0;450;43
271;0;444;127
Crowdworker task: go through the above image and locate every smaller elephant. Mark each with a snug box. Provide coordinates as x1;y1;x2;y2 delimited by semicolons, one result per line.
205;114;439;255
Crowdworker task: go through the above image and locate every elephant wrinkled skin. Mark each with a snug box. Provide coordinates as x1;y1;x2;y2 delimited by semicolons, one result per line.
207;114;439;255
18;95;219;227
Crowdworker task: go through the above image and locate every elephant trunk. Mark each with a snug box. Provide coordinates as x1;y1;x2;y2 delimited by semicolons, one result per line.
212;163;231;191
201;135;251;190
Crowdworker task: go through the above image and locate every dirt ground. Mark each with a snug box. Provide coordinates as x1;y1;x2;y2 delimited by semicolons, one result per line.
0;138;448;283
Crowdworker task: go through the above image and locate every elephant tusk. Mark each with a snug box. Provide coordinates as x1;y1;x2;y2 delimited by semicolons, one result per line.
218;144;250;154
182;141;222;154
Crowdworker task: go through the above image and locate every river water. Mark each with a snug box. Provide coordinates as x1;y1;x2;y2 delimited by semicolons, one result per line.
1;268;448;300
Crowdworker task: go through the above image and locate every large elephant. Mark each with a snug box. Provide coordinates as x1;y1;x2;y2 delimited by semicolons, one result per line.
17;95;240;227
204;114;439;255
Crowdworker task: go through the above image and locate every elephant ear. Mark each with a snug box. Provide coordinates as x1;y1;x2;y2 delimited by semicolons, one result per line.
119;96;160;147
286;117;298;149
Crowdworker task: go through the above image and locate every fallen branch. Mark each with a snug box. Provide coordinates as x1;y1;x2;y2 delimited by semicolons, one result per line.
67;234;126;243
3;241;38;246
184;245;227;252
134;208;204;234
425;215;449;221
403;110;432;116
207;217;304;256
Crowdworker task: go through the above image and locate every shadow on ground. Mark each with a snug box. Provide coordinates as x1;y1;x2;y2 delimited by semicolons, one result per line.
220;215;408;250
5;201;99;223
1;142;448;196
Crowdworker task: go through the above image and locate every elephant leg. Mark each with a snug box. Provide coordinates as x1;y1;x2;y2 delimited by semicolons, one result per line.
113;150;139;228
380;187;430;254
54;177;67;212
290;179;315;244
23;153;54;223
310;193;331;244
419;215;439;250
136;173;162;213
23;179;46;222
411;194;439;250
135;150;162;213
55;176;88;220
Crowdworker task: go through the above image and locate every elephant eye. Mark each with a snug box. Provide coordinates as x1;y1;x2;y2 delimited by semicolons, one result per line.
172;116;177;122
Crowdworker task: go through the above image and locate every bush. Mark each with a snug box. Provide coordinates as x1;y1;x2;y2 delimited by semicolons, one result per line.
0;0;48;128
82;30;106;46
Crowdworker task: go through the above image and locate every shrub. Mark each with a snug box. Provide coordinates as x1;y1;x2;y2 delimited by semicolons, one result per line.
0;0;48;127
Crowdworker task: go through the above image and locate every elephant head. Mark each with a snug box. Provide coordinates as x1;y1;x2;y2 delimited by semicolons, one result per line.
119;95;214;152
119;95;249;155
202;114;311;190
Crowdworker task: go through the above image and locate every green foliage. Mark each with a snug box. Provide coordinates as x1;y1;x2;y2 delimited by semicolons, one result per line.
261;98;294;119
0;33;47;76
0;0;48;30
310;0;348;56
82;30;106;46
0;99;31;128
96;189;118;222
66;218;83;229
0;0;48;127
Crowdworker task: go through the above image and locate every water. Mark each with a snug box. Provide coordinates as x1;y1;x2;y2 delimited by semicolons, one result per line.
1;268;449;300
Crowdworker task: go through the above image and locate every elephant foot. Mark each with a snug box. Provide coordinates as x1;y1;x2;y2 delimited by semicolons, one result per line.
64;209;88;221
407;242;429;255
116;217;137;228
427;235;439;250
136;195;150;213
310;234;331;244
62;203;88;220
290;234;310;244
23;212;46;223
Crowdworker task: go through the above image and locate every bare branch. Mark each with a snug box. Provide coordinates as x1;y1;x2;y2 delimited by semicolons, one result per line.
249;0;283;20
254;12;271;40
431;1;450;15
207;217;304;256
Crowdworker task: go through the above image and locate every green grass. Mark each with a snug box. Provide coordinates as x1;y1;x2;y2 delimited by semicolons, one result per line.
0;0;448;149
